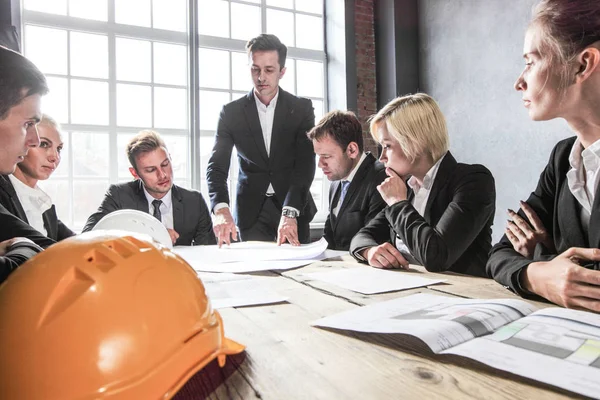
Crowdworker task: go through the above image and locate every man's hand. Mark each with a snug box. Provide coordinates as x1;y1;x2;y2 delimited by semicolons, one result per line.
213;208;238;247
0;237;34;256
506;200;554;258
522;247;600;312
362;243;409;269
277;216;300;246
167;229;179;245
377;168;408;206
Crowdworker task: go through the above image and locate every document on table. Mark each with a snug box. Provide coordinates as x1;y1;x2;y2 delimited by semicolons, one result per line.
198;272;287;309
313;293;600;399
312;293;537;353
173;239;335;273
303;267;446;294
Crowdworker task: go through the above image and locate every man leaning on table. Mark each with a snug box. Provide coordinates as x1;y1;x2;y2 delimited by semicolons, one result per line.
206;33;316;247
308;110;387;251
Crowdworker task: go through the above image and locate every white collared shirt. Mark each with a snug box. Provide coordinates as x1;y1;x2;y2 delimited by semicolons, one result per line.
143;186;174;230
255;89;279;195
566;138;600;233
9;174;53;235
395;152;446;254
333;152;367;217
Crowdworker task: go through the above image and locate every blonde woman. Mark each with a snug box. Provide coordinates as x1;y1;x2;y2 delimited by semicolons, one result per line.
350;93;495;277
488;0;600;312
0;114;74;241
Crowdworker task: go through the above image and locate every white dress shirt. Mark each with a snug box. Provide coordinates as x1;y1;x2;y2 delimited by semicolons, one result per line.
143;187;174;230
333;153;367;217
395;153;446;254
254;90;278;195
9;174;53;235
214;90;280;213
566;138;600;234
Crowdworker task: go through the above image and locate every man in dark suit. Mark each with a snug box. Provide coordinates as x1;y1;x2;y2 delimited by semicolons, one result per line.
307;110;386;251
0;45;56;283
207;34;316;247
83;130;215;246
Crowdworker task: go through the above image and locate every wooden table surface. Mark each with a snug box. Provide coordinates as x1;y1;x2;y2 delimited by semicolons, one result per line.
174;255;587;400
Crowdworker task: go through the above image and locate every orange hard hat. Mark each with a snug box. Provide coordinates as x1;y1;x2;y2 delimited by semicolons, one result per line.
0;231;244;400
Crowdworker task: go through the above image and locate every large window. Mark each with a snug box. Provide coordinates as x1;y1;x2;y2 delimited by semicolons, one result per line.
21;0;327;230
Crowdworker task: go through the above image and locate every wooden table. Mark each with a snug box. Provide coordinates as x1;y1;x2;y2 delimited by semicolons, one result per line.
174;255;586;400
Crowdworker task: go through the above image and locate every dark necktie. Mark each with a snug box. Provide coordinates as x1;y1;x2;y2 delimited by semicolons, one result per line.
339;180;350;207
152;199;162;221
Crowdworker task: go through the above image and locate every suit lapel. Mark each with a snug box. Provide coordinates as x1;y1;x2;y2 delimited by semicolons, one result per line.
135;180;151;213
589;190;600;248
334;154;377;229
42;205;57;240
558;182;588;247
243;91;269;164
269;89;290;165
172;185;184;234
423;152;455;223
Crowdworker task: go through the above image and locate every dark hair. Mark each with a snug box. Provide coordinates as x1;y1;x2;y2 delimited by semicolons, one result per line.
245;34;287;69
532;0;600;88
307;110;364;153
0;46;48;120
126;130;167;170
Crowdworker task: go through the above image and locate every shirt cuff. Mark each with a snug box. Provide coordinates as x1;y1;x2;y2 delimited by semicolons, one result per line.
213;203;229;212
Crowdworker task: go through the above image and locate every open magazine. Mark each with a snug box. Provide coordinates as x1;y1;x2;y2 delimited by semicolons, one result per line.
312;293;600;399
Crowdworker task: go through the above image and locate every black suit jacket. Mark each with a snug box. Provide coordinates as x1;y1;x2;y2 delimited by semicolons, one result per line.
0;204;55;284
206;88;316;230
82;180;216;246
324;153;387;251
350;152;496;277
0;175;75;241
487;137;599;296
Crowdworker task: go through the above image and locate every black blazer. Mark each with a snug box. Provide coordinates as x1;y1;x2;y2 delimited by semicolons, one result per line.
82;180;216;246
206;88;316;230
350;152;496;277
0;175;75;241
0;203;55;284
487;137;600;296
324;153;387;251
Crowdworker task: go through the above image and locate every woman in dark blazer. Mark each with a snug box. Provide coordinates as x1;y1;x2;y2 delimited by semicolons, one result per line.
487;0;600;312
350;93;495;277
0;114;74;241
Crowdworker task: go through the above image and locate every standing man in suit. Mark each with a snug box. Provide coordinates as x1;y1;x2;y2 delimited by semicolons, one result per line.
307;110;386;251
83;130;216;246
207;34;316;246
0;45;56;284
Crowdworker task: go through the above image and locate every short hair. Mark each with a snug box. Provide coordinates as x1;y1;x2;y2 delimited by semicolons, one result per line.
126;130;167;170
38;114;61;132
307;110;364;153
0;46;49;120
245;34;287;69
531;0;600;90
370;93;449;164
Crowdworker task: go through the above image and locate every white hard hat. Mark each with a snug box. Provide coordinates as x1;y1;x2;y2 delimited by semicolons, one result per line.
92;209;173;248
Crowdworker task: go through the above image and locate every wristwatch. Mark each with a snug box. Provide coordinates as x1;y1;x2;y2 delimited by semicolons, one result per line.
282;208;298;219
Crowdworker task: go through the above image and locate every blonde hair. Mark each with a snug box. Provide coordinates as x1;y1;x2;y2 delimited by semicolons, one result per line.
126;130;167;170
38;114;61;131
370;93;449;164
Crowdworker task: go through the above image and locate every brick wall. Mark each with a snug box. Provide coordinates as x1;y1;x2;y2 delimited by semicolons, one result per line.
354;0;378;154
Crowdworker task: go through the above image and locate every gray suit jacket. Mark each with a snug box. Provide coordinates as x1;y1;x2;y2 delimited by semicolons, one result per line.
82;180;216;246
